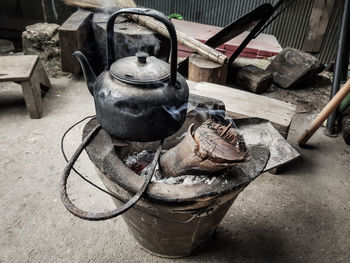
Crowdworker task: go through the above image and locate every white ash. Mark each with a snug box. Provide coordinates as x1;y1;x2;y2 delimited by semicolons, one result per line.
123;149;221;185
150;172;220;185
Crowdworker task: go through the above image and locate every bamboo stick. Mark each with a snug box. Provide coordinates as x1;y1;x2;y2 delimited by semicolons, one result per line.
297;78;350;146
130;14;228;65
62;0;136;9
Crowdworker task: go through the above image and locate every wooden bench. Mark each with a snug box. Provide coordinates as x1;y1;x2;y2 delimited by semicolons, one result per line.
0;55;51;118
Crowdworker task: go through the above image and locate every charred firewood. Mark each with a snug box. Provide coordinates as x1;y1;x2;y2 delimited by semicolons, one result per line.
159;120;247;177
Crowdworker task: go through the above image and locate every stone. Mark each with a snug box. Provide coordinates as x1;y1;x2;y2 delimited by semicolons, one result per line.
22;23;66;77
267;47;324;89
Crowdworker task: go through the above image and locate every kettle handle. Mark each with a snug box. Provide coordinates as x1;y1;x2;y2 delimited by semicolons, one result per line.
106;8;178;86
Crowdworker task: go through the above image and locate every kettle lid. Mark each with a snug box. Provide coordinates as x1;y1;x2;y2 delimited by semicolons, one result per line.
110;52;170;85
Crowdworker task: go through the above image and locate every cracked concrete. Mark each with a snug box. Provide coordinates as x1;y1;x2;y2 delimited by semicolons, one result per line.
0;76;349;262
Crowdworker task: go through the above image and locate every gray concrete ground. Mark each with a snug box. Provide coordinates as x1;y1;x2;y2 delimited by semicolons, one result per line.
0;77;349;263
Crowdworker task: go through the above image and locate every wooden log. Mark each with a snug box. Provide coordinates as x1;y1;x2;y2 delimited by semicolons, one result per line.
232;64;272;94
130;14;227;65
188;54;227;85
59;9;93;74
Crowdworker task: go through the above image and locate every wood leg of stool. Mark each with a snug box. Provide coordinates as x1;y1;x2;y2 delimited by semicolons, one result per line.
20;79;43;119
19;60;50;119
34;60;51;93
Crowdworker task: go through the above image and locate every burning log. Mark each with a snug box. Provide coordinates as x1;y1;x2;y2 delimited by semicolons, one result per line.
159;120;247;177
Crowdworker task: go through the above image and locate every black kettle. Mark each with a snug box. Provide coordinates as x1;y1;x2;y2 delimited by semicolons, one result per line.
74;8;189;142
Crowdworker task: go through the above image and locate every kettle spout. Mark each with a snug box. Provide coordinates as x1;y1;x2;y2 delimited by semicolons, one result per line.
73;51;96;95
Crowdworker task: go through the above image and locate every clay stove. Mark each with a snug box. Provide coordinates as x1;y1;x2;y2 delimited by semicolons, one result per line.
82;108;269;258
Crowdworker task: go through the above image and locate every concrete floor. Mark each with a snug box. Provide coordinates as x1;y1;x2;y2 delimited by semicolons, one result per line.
0;77;349;263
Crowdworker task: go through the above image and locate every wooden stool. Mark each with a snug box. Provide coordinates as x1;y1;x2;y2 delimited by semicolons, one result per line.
0;55;51;119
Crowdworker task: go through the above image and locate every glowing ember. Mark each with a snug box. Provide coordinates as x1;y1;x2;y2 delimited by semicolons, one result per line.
124;149;156;174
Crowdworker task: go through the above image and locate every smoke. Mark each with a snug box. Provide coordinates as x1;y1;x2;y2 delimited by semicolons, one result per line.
163;102;236;129
162;103;188;122
121;33;161;58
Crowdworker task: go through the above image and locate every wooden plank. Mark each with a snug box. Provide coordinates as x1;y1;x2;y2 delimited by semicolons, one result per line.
59;9;93;74
0;55;38;82
235;118;300;172
189;81;297;136
302;0;336;53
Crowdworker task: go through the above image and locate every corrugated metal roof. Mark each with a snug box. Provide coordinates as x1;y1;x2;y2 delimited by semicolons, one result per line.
135;0;342;63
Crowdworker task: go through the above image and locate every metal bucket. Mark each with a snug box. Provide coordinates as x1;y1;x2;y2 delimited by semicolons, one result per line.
84;111;269;258
97;167;242;258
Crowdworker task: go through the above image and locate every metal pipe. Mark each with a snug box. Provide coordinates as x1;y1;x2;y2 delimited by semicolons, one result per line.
228;0;285;65
325;0;350;136
340;36;350;82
